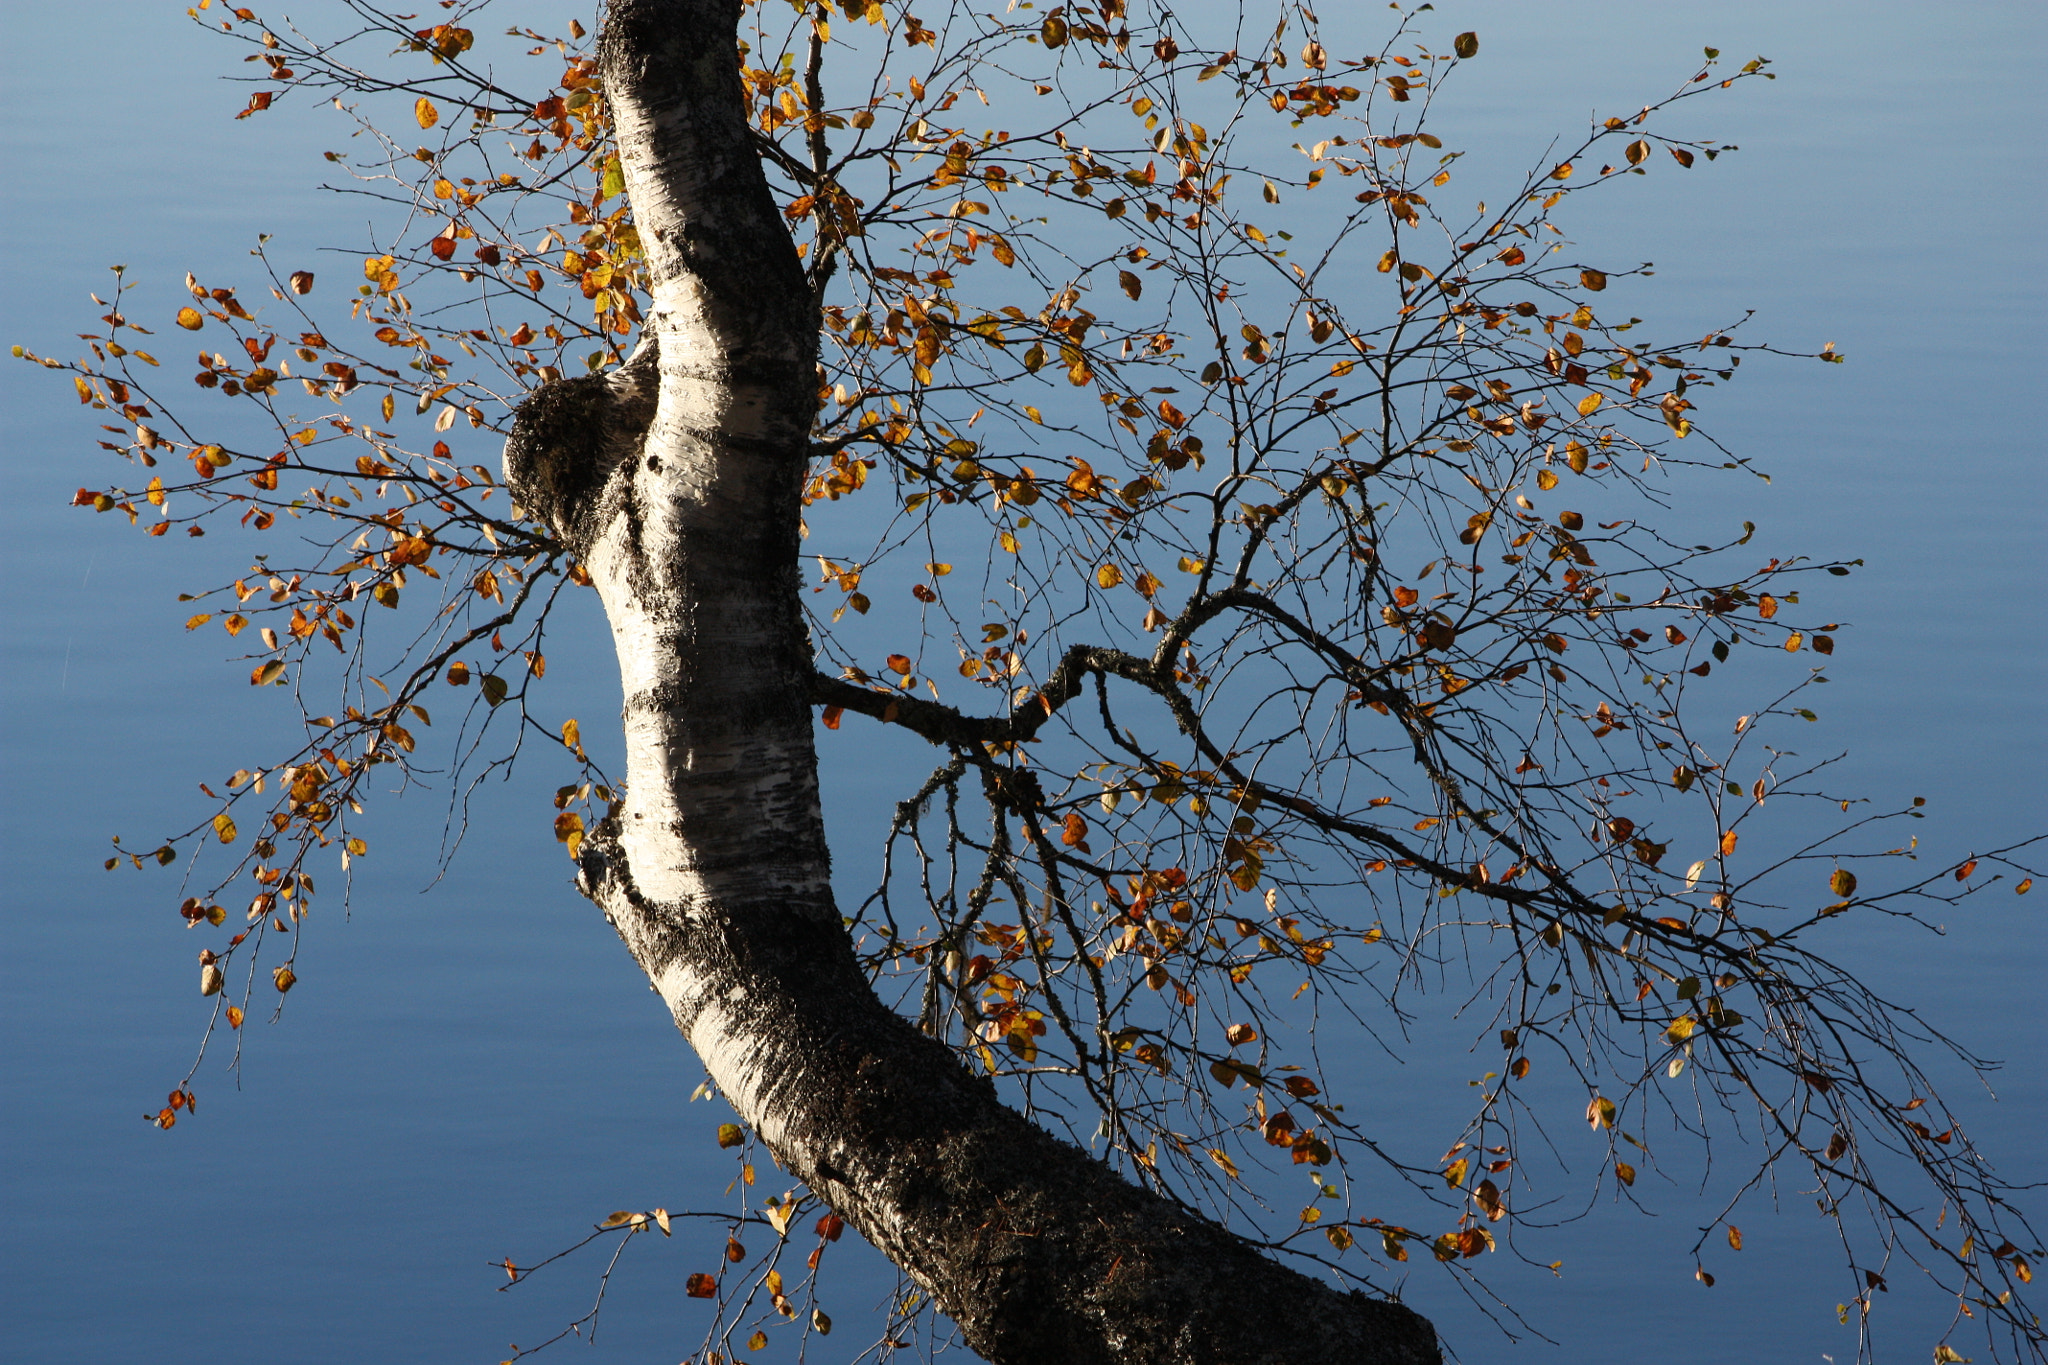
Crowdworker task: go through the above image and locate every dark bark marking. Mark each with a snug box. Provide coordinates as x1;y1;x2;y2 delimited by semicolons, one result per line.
502;340;660;553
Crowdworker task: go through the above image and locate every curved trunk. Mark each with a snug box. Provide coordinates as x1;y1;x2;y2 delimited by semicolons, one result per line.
502;4;1441;1361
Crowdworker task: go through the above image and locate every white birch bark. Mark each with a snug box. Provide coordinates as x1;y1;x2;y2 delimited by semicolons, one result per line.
501;4;1442;1360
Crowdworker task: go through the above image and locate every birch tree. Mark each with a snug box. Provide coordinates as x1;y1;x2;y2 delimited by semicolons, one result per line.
29;1;2041;1362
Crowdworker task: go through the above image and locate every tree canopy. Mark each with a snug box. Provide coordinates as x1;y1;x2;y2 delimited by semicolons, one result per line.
22;1;2042;1361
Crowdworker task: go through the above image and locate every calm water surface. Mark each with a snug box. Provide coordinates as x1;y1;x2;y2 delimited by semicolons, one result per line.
2;3;2040;1362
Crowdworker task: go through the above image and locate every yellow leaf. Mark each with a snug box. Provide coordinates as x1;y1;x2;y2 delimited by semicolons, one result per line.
652;1208;671;1236
213;812;237;845
1829;868;1857;898
1615;1160;1636;1186
1210;1148;1241;1178
1665;1015;1696;1045
273;965;297;993
1096;563;1123;589
1576;393;1603;417
175;307;204;331
415;97;439;129
562;718;581;752
1719;829;1738;857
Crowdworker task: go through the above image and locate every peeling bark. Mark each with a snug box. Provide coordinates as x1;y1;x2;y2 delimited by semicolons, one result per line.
501;3;1441;1360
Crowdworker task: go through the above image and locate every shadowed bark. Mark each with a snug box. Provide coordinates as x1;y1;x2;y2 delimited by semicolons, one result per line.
502;3;1441;1360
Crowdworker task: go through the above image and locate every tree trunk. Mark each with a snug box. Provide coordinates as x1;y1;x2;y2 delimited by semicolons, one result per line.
502;4;1441;1361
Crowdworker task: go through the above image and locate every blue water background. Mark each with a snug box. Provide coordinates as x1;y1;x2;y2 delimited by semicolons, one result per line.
2;3;2040;1362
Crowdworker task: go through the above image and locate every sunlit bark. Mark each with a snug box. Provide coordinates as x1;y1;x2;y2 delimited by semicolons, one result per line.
500;2;1440;1360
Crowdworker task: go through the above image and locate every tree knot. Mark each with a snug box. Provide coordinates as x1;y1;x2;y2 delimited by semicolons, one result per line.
502;338;659;554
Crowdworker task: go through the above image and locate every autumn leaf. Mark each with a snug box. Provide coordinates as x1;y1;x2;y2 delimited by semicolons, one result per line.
414;97;439;129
